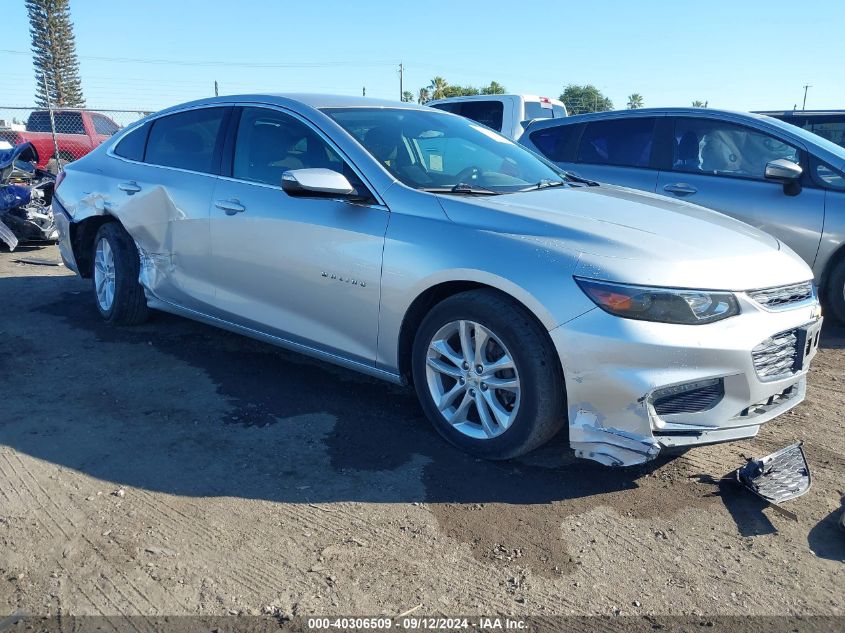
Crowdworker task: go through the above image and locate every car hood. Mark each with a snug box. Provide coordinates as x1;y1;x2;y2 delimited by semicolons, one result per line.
436;184;813;291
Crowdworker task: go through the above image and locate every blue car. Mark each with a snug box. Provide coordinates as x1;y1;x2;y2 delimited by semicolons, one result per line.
521;108;845;321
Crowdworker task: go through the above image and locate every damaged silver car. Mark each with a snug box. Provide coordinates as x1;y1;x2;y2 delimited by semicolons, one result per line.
0;142;57;250
53;95;823;465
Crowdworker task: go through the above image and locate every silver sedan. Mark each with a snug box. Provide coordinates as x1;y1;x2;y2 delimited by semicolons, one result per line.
53;95;822;466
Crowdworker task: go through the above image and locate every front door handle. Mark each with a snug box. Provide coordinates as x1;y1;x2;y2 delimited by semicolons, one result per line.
663;183;697;195
215;199;246;215
118;181;141;195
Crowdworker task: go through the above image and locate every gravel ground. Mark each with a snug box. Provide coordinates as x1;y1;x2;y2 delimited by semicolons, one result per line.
1;244;843;622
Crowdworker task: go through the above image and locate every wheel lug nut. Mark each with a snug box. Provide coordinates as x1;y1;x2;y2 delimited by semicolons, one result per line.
459;377;465;385
476;365;483;374
469;388;476;396
462;362;469;370
481;383;488;391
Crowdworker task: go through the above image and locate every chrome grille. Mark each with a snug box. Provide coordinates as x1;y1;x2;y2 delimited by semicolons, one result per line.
748;282;813;310
752;329;799;381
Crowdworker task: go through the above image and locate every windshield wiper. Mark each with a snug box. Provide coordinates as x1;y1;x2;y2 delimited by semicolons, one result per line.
421;182;501;195
562;171;600;186
519;178;567;192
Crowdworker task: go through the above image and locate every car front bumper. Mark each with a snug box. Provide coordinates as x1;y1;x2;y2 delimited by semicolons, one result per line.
551;295;822;466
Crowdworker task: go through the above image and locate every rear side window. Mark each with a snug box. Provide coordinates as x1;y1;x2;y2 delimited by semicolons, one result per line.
577;118;656;168
430;102;461;114
458;101;504;132
113;123;149;161
145;108;226;173
524;101;554;122
529;124;582;162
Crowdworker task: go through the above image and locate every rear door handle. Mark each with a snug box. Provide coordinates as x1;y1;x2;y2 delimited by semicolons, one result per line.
118;181;141;194
215;199;246;215
663;183;697;195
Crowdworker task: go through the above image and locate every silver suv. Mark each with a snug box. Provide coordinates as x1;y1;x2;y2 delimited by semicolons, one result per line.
521;108;845;321
53;95;821;466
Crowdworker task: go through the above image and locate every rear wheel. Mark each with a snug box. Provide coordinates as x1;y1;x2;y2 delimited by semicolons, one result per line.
91;222;149;325
825;258;845;324
411;289;566;459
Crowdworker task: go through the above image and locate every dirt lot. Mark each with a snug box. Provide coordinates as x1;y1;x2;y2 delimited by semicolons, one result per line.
1;244;843;622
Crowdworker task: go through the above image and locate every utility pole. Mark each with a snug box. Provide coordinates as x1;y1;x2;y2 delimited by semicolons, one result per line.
214;80;219;97
399;62;404;101
802;84;811;110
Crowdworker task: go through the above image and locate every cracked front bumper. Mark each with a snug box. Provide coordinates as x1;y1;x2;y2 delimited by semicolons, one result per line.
551;295;822;466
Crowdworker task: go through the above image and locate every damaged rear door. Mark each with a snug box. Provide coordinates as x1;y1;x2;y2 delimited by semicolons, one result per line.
107;106;231;313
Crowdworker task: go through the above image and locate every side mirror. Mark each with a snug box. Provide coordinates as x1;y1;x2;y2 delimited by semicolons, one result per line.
764;159;802;182
281;168;355;197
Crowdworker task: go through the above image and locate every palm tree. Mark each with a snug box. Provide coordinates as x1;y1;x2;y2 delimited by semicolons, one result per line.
691;100;707;108
401;91;414;103
428;76;449;100
626;93;644;109
417;87;430;104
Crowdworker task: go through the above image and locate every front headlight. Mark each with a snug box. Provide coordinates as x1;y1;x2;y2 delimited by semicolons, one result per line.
574;277;739;325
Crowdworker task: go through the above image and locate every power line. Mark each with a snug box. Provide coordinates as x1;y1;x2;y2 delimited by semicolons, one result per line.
0;48;397;69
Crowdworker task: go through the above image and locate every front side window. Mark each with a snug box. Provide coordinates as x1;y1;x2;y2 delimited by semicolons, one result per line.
232;107;344;186
672;118;800;179
814;161;845;190
323;107;562;193
577;118;656;168
92;114;120;136
145;107;226;173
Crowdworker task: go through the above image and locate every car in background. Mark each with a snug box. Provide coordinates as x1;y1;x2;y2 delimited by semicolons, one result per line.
427;94;566;140
520;108;845;321
0;109;121;169
53;95;821;467
755;110;845;149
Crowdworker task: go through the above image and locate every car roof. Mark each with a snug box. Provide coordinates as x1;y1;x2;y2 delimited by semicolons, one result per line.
151;93;430;117
428;94;564;104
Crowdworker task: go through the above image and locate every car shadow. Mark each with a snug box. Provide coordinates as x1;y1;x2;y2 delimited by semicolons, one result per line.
0;273;705;511
807;501;845;561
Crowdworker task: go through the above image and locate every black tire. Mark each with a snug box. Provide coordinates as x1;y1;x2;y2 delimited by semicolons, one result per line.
824;258;845;324
411;289;566;460
91;222;149;325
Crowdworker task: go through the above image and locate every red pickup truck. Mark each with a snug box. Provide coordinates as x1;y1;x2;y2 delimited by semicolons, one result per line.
0;110;120;168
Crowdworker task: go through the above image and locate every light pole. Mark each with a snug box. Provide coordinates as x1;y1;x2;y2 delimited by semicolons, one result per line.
802;84;812;111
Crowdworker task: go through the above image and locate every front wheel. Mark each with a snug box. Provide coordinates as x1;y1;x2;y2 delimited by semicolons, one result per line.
91;222;149;325
411;290;566;460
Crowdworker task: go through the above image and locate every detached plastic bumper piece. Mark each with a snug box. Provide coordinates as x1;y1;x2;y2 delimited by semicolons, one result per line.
736;441;811;505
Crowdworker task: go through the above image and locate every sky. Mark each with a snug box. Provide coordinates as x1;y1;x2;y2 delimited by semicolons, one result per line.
2;0;844;113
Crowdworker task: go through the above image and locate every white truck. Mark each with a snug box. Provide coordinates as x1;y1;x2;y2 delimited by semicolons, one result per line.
427;94;567;140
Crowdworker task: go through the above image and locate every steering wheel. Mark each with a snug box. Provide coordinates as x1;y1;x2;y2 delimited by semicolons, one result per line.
454;166;482;183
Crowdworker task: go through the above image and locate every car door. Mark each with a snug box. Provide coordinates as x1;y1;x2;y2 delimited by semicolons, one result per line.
107;105;229;313
209;105;389;365
656;116;825;267
528;117;661;192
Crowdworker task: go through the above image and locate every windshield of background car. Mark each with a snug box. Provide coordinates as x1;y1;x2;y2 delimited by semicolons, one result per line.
322;107;564;193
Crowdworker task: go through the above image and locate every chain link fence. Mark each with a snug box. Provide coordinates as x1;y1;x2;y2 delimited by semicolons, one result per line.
0;106;151;170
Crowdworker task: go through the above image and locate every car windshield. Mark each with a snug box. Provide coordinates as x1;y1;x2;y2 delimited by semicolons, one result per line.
322;107;564;194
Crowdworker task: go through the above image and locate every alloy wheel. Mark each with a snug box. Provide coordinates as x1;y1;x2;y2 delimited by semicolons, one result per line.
94;237;116;312
425;319;521;440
